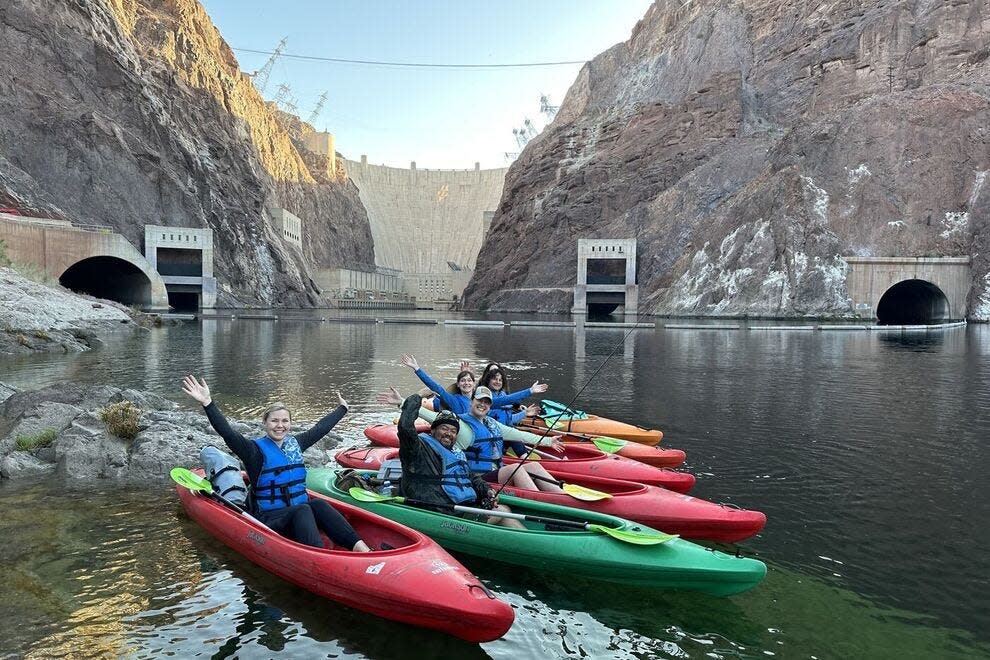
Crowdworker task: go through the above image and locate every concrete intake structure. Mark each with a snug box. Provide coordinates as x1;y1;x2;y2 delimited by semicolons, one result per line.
343;158;507;298
0;213;170;310
572;239;638;315
845;257;971;324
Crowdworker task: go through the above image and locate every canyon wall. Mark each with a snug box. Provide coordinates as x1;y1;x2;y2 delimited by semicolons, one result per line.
0;0;374;306
463;0;990;318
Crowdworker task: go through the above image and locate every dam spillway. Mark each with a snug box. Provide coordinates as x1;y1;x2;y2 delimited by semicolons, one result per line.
343;159;507;277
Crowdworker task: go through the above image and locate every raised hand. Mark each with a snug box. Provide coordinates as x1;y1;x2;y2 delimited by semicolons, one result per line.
181;375;212;406
460;360;472;373
530;381;549;394
400;354;419;370
337;391;349;410
375;386;403;406
523;403;541;418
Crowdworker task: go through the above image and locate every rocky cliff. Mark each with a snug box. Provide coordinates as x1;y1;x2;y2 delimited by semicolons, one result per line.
0;0;374;306
464;0;990;318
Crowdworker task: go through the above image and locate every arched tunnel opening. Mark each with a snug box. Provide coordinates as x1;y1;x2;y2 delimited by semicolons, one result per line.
60;257;151;307
876;279;950;325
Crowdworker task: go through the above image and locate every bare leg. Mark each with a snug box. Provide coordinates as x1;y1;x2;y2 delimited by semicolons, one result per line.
487;504;526;529
523;463;564;493
496;464;539;491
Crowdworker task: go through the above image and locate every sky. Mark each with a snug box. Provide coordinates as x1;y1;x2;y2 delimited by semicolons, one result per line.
198;0;654;169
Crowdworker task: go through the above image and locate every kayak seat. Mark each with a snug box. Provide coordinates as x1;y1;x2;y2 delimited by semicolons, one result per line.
335;469;375;492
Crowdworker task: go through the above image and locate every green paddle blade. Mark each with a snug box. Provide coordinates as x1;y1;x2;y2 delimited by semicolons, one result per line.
560;483;612;501
170;467;214;494
349;486;402;503
590;436;627;453
588;524;678;545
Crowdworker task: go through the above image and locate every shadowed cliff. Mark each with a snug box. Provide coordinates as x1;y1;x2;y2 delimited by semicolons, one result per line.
0;0;374;306
463;0;990;319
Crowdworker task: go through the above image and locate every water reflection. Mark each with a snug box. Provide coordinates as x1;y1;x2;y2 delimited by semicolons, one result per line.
1;318;989;655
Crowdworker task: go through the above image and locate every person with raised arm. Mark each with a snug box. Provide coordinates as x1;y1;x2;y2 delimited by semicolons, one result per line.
400;354;548;417
182;375;372;552
397;393;525;529
379;386;565;493
478;362;544;426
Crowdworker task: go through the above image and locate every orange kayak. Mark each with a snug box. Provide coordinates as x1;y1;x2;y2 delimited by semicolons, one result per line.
515;426;676;467
519;417;663;446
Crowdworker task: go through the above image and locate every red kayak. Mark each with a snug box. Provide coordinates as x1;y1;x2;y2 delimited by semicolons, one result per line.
175;471;514;642
339;443;696;494
500;473;766;543
365;422;686;468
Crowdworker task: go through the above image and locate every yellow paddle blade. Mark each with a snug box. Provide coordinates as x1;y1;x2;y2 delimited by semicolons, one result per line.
561;483;613;501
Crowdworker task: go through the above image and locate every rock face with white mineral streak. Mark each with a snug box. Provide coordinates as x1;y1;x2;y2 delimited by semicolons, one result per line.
463;0;990;318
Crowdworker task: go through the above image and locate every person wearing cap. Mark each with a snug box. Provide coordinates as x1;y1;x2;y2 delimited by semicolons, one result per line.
400;354;547;415
379;385;565;492
397;393;525;528
457;386;565;493
181;375;372;551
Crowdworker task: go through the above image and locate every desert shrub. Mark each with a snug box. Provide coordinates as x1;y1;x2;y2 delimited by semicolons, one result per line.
100;401;142;440
15;333;30;347
15;428;58;451
32;329;50;340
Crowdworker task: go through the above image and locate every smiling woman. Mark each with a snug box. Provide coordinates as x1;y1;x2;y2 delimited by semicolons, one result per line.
180;374;373;552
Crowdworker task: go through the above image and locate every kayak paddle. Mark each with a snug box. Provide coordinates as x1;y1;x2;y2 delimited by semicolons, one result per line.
347;487;676;546
528;473;612;501
170;467;267;527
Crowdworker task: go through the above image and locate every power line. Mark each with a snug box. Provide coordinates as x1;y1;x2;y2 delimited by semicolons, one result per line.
233;47;586;69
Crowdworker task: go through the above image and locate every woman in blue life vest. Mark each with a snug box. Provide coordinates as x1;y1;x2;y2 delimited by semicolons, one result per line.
182;375;372;552
458;387;565;493
378;385;566;493
396;393;524;529
478;362;543;426
400;354;547;416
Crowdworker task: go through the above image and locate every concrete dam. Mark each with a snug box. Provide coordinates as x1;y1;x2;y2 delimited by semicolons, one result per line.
344;158;507;276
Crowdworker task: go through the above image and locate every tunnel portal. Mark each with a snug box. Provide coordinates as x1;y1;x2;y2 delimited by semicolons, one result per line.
876;279;950;325
60;256;152;307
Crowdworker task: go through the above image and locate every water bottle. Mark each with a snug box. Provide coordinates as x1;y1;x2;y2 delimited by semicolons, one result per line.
379;480;394;496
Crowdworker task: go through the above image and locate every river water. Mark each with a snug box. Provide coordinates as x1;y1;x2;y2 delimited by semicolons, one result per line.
1;313;988;659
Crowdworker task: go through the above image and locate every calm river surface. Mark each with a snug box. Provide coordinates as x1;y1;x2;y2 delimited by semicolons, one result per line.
1;312;989;659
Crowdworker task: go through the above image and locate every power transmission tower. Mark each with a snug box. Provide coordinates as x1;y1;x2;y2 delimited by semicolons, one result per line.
251;37;287;94
513;119;538;148
308;91;328;125
273;83;298;117
540;94;559;119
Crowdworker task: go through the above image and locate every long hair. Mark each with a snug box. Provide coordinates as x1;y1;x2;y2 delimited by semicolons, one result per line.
480;362;510;394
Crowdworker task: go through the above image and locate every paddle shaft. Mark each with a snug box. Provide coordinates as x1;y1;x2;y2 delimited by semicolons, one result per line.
403;496;594;531
529;473;564;488
518;423;626;445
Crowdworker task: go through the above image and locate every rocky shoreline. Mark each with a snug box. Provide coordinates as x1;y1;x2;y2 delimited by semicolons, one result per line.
0;381;340;482
0;266;162;355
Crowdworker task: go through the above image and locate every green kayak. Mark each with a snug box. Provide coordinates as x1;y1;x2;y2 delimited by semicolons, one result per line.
306;468;766;596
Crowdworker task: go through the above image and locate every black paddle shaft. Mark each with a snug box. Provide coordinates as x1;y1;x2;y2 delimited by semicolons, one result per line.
401;496;593;531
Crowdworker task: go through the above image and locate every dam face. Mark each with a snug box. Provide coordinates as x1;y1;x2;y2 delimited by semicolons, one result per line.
343;159;507;280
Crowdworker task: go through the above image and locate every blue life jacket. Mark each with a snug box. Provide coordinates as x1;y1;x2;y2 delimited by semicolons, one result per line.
252;436;309;512
460;414;504;473
487;404;515;425
406;433;477;504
